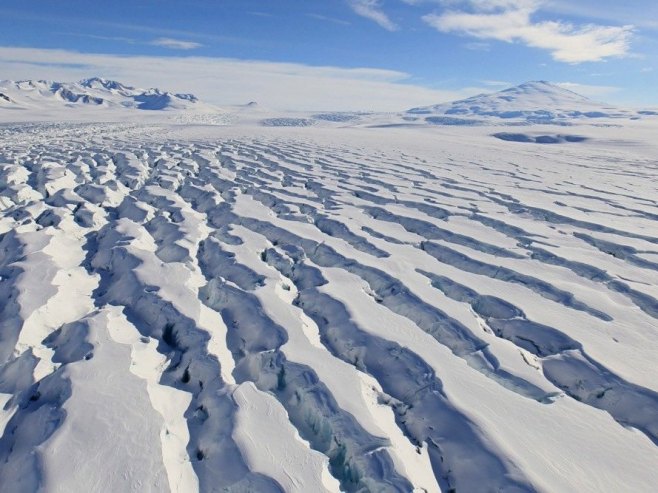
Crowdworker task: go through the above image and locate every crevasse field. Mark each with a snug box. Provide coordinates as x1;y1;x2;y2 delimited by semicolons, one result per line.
1;80;658;493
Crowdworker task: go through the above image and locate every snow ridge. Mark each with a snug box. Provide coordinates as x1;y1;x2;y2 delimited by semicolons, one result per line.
0;121;657;492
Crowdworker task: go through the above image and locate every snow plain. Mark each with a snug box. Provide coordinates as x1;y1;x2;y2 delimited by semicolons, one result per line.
1;81;658;493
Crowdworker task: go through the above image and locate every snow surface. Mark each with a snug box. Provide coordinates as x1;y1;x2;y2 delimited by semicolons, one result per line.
1;80;658;492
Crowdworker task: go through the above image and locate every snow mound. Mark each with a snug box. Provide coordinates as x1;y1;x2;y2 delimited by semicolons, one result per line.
312;113;363;123
261;117;316;127
493;132;588;144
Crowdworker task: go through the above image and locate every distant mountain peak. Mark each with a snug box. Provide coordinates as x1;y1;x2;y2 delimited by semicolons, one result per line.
515;80;554;88
79;77;134;91
0;77;202;112
407;80;627;123
498;81;592;101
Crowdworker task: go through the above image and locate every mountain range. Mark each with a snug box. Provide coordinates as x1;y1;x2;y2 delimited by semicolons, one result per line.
0;77;201;111
1;78;654;126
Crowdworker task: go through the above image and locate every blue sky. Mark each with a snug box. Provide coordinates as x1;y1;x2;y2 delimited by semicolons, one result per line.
1;0;656;110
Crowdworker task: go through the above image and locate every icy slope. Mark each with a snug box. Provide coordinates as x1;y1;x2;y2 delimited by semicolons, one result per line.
0;121;657;492
407;81;634;124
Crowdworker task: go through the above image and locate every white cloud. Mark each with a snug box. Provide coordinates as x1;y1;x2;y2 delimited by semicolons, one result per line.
59;33;138;44
149;38;203;50
0;46;479;111
422;0;633;63
347;0;398;31
544;1;658;30
306;13;352;26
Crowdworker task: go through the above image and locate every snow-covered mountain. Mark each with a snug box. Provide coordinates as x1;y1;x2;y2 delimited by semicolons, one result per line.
0;77;205;111
3;78;652;128
408;81;633;124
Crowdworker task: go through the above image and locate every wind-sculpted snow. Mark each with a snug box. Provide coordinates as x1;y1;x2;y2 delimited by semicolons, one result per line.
0;121;658;492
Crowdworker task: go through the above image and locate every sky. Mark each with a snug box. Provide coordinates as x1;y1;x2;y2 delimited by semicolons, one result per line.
0;0;656;110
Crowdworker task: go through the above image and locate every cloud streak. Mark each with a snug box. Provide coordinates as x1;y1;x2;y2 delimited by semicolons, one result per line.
347;0;398;31
545;0;658;30
306;13;352;26
149;38;203;50
422;0;633;63
61;33;205;51
0;46;479;111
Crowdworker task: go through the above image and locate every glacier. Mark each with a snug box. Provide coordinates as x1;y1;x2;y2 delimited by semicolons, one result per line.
0;80;657;492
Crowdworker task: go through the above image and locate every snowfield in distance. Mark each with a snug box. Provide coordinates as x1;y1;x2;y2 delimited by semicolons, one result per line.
1;80;658;492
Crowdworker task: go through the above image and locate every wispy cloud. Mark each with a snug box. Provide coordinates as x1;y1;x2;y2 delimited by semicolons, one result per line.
306;13;352;26
149;38;203;50
422;0;633;63
347;0;398;31
58;32;138;44
6;9;250;48
60;33;205;51
545;1;658;30
0;46;481;111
